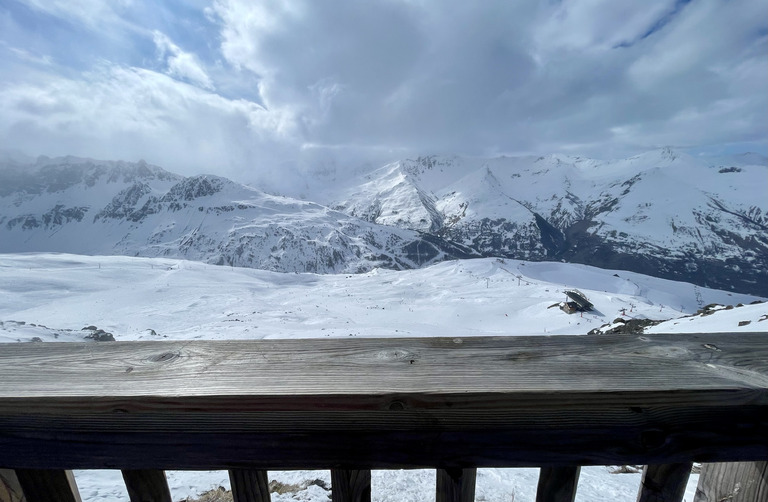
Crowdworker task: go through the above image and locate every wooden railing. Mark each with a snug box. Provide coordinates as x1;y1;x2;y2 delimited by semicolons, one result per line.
0;333;766;502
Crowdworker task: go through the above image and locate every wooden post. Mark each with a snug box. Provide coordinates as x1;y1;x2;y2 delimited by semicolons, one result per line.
694;461;767;502
121;470;172;502
229;469;271;502
436;468;476;502
536;466;580;502
14;470;81;502
0;470;25;502
331;469;370;502
637;463;692;502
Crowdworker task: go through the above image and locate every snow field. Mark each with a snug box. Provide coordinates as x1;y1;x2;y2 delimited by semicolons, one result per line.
1;252;762;501
1;253;762;344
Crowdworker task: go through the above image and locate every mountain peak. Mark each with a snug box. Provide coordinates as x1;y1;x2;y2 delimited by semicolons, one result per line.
1;149;766;296
660;146;679;161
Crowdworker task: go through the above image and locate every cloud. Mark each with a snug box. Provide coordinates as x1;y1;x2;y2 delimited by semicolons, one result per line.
153;31;214;90
210;0;767;160
0;64;296;179
16;0;134;28
0;0;765;185
532;0;679;55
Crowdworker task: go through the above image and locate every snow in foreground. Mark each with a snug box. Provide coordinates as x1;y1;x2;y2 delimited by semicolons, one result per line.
2;253;765;501
72;467;695;502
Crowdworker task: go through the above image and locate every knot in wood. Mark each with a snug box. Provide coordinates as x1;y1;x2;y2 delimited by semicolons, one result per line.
376;349;417;362
640;428;667;450
148;351;180;363
388;400;405;411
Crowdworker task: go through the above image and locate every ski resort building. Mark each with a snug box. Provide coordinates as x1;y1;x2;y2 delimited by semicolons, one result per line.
560;289;594;314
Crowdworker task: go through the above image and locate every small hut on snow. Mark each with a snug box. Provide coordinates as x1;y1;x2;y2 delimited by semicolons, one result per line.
560;289;594;314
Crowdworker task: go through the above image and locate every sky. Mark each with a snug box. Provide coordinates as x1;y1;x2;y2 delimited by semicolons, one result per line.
0;0;766;184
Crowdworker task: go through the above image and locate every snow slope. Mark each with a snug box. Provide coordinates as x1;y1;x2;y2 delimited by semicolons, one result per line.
2;254;763;343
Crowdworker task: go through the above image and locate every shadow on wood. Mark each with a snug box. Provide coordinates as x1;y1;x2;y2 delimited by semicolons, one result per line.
230;469;271;502
536;466;580;502
331;469;370;502
14;470;81;502
122;470;171;502
436;468;476;502
637;463;692;502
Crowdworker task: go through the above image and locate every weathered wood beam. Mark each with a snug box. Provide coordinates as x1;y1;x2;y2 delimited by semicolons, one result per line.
436;468;476;502
694;461;768;502
229;469;271;502
121;469;171;502
0;335;765;470
13;470;81;502
331;469;370;502
536;466;580;502
636;463;692;502
0;470;24;502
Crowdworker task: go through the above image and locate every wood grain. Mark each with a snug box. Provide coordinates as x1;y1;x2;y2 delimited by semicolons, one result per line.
121;470;171;502
636;463;692;502
2;334;767;398
13;470;81;502
229;469;271;502
331;469;370;502
694;461;768;502
436;468;476;502
0;470;24;502
0;334;766;470
536;466;580;502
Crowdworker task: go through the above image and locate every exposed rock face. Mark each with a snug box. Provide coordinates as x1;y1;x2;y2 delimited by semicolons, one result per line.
332;152;768;296
1;151;766;295
0;157;476;274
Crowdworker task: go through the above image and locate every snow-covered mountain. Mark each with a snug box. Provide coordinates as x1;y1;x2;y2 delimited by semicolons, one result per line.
0;156;474;273
1;149;766;295
330;148;768;296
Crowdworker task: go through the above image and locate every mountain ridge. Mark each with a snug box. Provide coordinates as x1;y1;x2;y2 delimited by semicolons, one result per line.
0;157;477;273
326;150;767;295
1;150;766;295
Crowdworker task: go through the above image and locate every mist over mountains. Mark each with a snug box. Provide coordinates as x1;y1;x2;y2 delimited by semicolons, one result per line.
1;149;766;296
